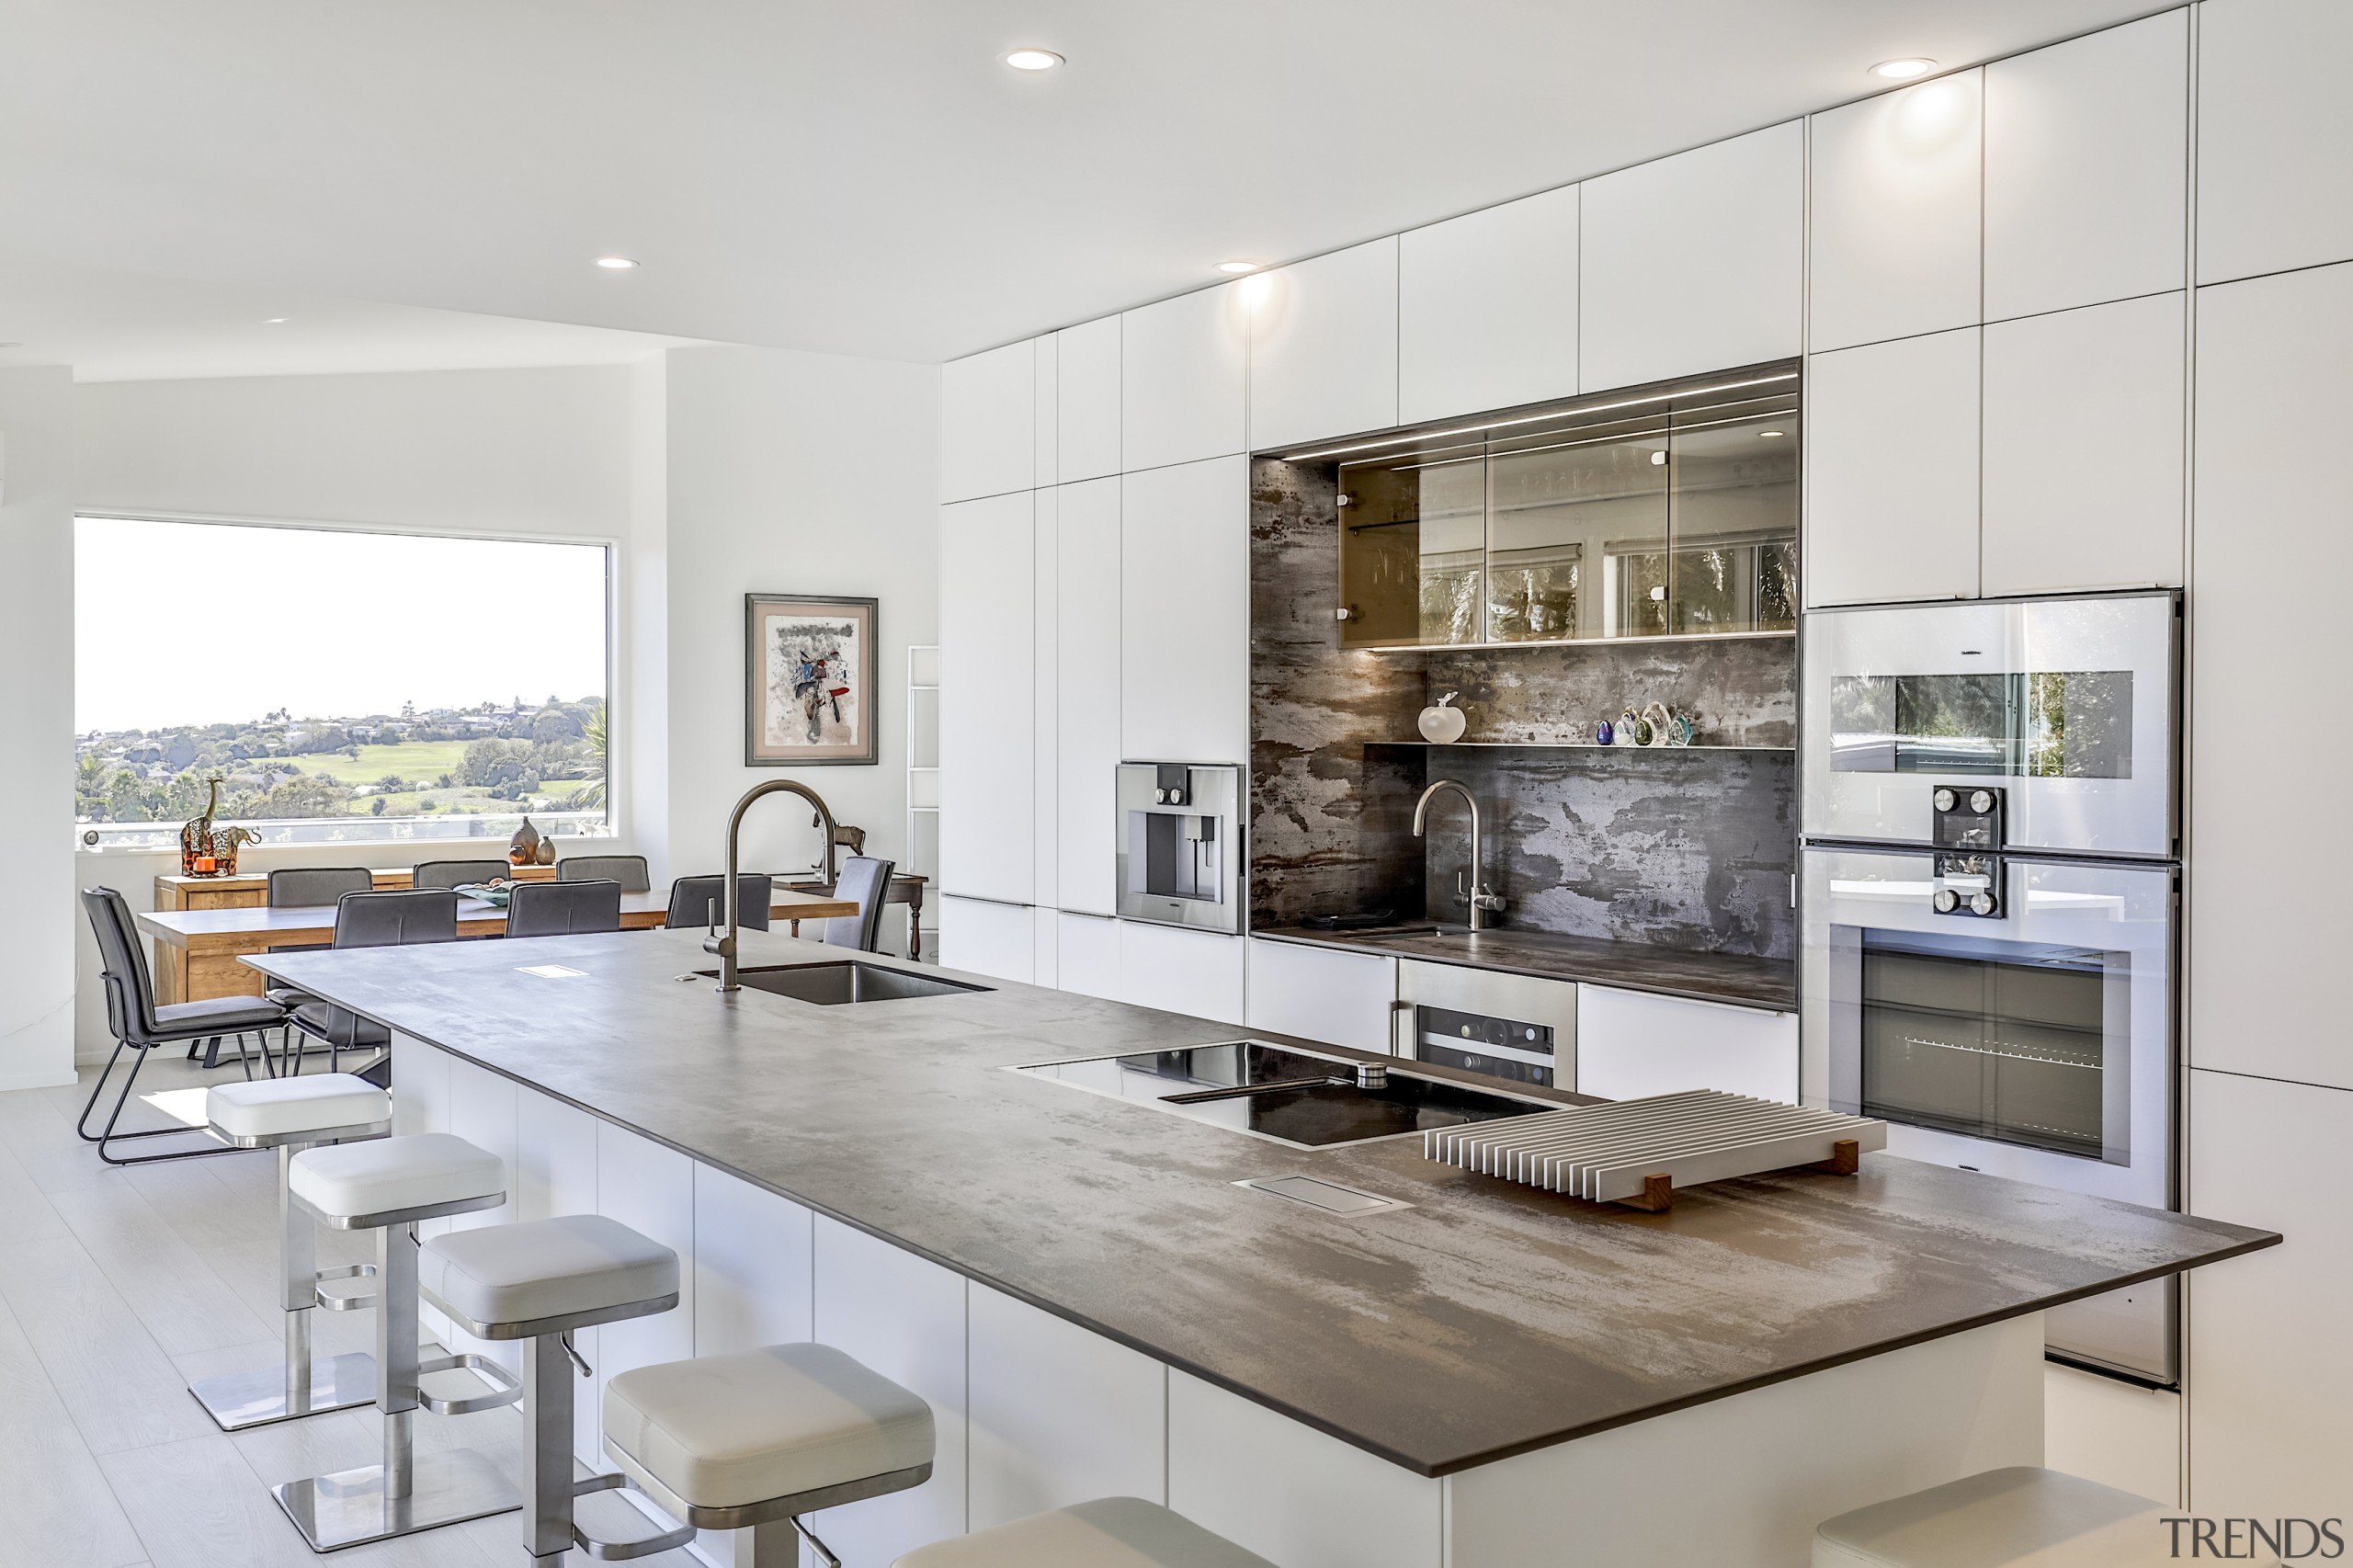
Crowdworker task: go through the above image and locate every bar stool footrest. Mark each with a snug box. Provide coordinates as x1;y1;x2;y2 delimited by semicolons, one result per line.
415;1350;525;1415
315;1260;380;1312
567;1473;699;1561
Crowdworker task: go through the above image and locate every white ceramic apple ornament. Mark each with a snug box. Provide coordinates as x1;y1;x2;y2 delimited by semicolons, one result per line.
1418;691;1468;744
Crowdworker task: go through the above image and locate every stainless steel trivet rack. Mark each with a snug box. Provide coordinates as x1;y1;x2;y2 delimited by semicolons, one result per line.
1425;1089;1888;1211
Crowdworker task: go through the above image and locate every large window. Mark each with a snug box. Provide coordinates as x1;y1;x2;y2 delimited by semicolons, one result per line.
75;518;613;848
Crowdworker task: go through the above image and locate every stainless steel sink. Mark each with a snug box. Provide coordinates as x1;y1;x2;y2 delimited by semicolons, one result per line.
698;961;990;1005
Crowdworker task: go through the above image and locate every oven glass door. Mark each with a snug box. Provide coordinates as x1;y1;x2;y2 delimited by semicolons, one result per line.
1801;846;2174;1209
1801;591;2177;857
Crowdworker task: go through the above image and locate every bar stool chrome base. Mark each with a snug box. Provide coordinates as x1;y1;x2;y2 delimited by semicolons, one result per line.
192;1351;377;1431
273;1447;518;1552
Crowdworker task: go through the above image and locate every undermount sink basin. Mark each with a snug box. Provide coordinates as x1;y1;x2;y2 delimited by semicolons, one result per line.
703;961;991;1005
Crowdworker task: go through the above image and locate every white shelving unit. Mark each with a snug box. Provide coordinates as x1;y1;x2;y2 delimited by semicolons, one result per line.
906;644;940;961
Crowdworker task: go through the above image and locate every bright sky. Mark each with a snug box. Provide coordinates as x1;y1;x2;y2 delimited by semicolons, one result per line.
74;517;608;733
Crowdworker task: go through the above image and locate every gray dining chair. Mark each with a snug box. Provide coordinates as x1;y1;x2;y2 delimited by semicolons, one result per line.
78;888;288;1165
665;874;771;933
821;856;898;952
558;854;651;892
506;878;623;938
286;889;460;1079
411;858;509;891
261;867;374;1017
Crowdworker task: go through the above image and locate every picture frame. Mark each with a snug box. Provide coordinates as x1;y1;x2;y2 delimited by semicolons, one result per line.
745;594;880;766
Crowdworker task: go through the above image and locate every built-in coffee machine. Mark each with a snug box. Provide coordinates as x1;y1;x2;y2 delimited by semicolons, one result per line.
1116;762;1242;934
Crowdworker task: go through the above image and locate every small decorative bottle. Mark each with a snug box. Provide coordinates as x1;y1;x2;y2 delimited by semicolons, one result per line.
509;815;541;867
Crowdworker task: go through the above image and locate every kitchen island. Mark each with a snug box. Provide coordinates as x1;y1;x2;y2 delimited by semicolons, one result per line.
250;931;2275;1568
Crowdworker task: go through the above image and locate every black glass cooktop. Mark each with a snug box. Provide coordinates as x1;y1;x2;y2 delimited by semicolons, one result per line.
1015;1040;1552;1148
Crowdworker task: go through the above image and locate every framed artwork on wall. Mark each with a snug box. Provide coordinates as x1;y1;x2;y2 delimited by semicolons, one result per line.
745;594;879;766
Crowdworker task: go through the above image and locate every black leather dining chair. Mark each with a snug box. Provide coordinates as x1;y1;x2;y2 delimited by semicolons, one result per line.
259;866;373;1018
664;874;771;932
506;878;623;938
557;854;651;892
411;858;509;891
286;889;460;1079
821;857;898;952
78;887;288;1165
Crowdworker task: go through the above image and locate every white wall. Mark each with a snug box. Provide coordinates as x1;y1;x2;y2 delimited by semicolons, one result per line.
0;368;78;1089
658;344;940;887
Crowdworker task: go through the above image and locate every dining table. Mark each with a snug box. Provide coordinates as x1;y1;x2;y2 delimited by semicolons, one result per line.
135;886;864;1005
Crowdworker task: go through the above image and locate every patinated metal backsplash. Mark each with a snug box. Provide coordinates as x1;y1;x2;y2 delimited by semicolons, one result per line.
1250;457;1798;959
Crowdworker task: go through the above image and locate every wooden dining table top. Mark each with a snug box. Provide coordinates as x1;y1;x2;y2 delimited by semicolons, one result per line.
136;886;862;951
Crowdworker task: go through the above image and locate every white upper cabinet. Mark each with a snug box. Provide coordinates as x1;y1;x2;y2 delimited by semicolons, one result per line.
938;492;1036;903
1055;477;1122;915
2198;0;2353;285
1580;121;1803;392
1984;11;2188;323
1982;292;2185;597
1398;184;1580;424
2189;262;2353;1091
1120;456;1248;765
941;338;1037;503
1805;327;1982;607
1121;283;1248;472
1246;238;1401;451
1057;315;1122;483
1809;71;1984;352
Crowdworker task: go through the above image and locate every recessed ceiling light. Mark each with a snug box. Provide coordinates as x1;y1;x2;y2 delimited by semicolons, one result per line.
1871;58;1937;80
264;317;289;324
1003;48;1063;71
1216;260;1261;275
594;256;639;270
1758;428;1786;438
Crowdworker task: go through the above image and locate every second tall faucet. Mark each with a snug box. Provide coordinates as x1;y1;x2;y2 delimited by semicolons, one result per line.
1413;778;1506;932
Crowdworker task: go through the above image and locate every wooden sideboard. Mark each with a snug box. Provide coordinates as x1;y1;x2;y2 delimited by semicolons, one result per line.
150;864;557;1005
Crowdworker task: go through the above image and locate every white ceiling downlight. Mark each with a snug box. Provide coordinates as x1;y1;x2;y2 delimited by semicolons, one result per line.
1003;49;1064;72
1870;58;1937;80
1216;260;1260;275
593;256;639;270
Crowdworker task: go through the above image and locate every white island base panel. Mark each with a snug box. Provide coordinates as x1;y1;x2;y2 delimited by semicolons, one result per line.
393;1034;2044;1568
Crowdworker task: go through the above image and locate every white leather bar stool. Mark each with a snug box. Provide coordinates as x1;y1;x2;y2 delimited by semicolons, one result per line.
892;1497;1277;1568
596;1342;937;1566
190;1074;392;1430
1814;1467;2239;1568
272;1132;525;1551
416;1215;681;1567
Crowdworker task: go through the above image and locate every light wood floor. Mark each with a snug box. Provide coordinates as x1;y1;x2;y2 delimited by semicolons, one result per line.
0;1051;700;1568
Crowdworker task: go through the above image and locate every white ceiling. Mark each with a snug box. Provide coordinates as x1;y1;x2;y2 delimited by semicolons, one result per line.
3;0;2171;369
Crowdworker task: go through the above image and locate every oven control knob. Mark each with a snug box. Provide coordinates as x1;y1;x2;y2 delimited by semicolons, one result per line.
1932;888;1960;914
1970;890;1997;916
1933;788;1957;812
1969;789;1996;814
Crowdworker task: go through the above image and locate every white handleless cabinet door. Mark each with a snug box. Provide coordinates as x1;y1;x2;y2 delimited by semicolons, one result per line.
1804;327;1982;607
1122;284;1247;472
1247;237;1400;450
1984;11;2188;323
1575;986;1798;1104
939;492;1035;905
1120;456;1248;766
1580;121;1803;392
2190;262;2353;1090
938;895;1037;985
1245;937;1397;1054
1116;922;1245;1025
1055;910;1121;1000
942;339;1037;503
968;1283;1167;1530
1057;315;1122;483
1809;71;1984;352
1056;477;1121;914
1982;291;2185;597
2199;0;2353;285
1399;184;1580;424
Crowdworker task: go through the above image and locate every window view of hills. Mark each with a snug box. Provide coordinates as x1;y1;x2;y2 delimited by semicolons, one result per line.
75;695;608;826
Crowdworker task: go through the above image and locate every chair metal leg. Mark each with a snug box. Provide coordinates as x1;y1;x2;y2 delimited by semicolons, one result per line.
271;1220;517;1548
75;1040;235;1166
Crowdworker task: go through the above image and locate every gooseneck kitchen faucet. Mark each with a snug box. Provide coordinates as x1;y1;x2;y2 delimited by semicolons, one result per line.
708;778;839;992
1413;778;1506;931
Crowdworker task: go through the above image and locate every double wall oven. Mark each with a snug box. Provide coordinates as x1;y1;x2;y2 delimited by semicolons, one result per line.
1800;590;2182;1383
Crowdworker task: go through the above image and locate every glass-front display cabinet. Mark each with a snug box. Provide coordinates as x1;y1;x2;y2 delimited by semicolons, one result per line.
1321;364;1799;650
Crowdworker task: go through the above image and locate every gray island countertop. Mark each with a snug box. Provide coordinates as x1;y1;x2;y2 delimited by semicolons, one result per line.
253;930;2274;1478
